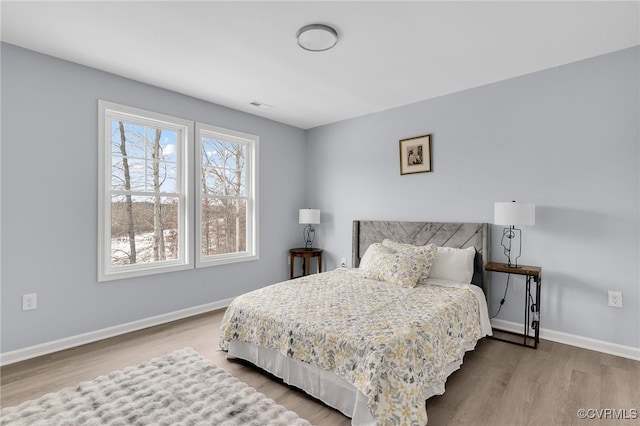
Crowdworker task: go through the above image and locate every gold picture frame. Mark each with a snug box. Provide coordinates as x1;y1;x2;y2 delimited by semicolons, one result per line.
399;134;432;175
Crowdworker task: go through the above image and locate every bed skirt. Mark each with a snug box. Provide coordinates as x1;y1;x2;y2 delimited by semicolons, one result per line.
228;340;376;425
227;339;480;425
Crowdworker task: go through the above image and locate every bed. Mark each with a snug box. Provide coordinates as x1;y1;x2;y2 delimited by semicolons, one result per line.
220;221;492;426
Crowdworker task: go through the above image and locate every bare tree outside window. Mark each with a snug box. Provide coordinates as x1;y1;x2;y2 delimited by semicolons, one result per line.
100;101;192;281
117;121;136;264
200;138;247;256
110;120;179;265
100;101;256;280
196;122;257;268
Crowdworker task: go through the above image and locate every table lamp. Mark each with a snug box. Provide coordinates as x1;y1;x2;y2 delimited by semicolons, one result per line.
299;209;320;250
494;201;535;268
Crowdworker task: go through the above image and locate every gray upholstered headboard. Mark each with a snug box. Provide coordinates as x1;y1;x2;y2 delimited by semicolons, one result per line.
352;221;490;293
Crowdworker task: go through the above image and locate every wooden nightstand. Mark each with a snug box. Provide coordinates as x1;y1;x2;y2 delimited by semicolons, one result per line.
485;262;542;349
289;248;323;279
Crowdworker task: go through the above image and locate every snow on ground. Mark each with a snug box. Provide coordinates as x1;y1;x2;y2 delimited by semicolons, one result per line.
111;230;177;265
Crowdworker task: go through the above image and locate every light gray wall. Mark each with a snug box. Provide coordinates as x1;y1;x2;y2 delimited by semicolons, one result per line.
2;43;638;354
306;47;639;348
1;43;307;352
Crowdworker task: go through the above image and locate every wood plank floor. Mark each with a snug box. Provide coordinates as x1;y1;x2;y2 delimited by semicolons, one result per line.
2;309;638;425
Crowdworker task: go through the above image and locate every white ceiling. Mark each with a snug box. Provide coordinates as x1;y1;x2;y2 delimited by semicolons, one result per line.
2;1;639;129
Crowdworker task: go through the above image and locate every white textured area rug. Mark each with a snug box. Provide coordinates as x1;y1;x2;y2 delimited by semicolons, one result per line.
1;347;312;426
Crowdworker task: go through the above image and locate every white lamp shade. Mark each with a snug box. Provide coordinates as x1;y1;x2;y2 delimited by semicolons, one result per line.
299;209;321;224
494;202;535;226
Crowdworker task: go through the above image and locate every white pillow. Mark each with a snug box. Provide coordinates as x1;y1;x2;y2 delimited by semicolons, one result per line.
428;246;476;284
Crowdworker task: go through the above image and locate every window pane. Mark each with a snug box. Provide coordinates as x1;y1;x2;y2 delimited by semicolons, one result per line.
159;131;178;163
202;174;244;197
110;195;180;265
143;159;177;193
111;157;127;190
111;122;145;158
200;137;246;196
200;198;247;256
160;163;177;193
110;119;178;194
224;169;243;195
125;157;147;191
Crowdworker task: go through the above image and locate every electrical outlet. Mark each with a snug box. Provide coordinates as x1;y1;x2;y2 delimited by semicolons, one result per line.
340;257;347;268
22;293;37;311
608;291;623;308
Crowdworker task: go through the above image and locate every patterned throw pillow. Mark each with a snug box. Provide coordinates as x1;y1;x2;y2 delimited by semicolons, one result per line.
360;242;437;288
381;240;438;282
359;243;393;271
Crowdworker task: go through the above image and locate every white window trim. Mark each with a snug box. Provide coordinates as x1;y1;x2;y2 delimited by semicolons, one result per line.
98;100;194;282
195;122;259;268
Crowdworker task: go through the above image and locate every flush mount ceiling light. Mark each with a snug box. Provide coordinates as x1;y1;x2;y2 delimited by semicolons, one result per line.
296;24;338;52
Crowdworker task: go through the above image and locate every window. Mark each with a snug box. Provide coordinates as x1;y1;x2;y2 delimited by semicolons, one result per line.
98;101;193;281
196;123;258;267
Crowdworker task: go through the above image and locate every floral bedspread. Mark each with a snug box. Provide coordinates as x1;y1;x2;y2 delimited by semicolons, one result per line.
219;269;484;426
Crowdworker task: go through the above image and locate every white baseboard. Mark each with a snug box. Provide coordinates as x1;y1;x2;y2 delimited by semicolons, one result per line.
0;298;234;366
491;318;640;361
3;304;637;366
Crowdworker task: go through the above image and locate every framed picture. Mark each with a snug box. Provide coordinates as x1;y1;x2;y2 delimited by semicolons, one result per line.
399;134;432;175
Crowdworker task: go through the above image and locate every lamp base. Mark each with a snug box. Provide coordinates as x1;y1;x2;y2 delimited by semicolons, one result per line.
303;224;316;251
504;263;522;269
